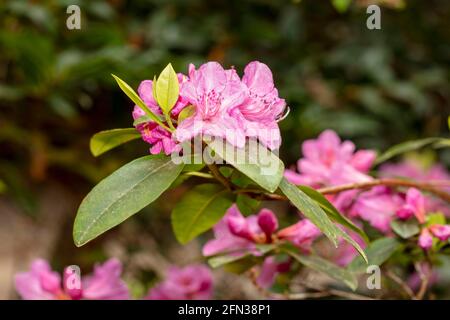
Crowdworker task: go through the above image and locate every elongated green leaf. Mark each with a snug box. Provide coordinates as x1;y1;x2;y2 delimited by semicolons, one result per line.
111;74;167;129
209;254;260;274
90;128;141;157
133;115;152;127
391;219;420;239
74;155;184;246
298;185;368;243
208;244;275;273
156;63;179;114
348;238;400;273
279;178;367;262
375;137;442;165
177;105;196;123
207;139;284;193
286;249;358;291
236;194;261;216
171;184;233;244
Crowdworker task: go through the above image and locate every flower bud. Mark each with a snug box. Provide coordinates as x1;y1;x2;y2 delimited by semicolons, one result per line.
257;209;278;240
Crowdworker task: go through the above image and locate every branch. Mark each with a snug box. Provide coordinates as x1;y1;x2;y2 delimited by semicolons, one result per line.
317;178;450;203
414;262;430;300
236;178;450;203
207;163;234;191
385;270;415;299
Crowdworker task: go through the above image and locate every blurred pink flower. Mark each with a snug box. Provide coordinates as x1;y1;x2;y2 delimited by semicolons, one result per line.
175;62;248;148
380;159;450;182
395;188;426;223
231;61;286;150
285;130;376;187
418;228;433;250
380;159;450;216
15;258;129;300
429;224;450;241
277;219;321;253
256;256;291;289
146;265;213;300
351;186;403;233
203;204;321;257
418;224;450;251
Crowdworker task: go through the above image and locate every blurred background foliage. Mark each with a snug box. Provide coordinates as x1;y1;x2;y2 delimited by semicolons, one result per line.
0;0;449;298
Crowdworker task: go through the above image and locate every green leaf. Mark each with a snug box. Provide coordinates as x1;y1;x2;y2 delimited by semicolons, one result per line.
208;244;275;273
391;219;420;239
177;105;196;123
279;178;367;262
133;115;152;127
111;74;168;130
171;184;233;244
206;139;284;193
426;212;446;226
297;185;369;243
332;0;352;13
209;254;260;274
90;128;141;157
73;155;184;246
152;75;158;102
434;138;450;149
348;238;400;274
236;194;261;216
285;249;358;291
155;63;179;114
375;137;442;165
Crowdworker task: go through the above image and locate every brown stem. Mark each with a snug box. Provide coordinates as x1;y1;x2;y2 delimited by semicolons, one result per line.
317;178;450;203
207;163;234;191
385;270;415;299
237;178;450;203
414;262;430;300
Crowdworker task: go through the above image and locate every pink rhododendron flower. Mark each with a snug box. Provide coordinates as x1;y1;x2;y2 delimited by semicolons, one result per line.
146;265;213;300
15;258;129;300
203;204;321;257
132;106;180;155
351;186;403;233
256;256;291;289
231;61;286;150
396;188;426;223
418;228;434;250
175;62;248;148
285;130;376;187
418;224;450;250
380;159;450;182
277;219;321;253
380;159;450;216
429;225;450;241
132;74;188;155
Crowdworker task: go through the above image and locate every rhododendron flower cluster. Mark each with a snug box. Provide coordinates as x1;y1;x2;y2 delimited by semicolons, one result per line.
285;129;450;256
133;61;286;154
146;265;213;300
72;61;450;300
203;204;321;288
15;258;129;300
203;204;321;257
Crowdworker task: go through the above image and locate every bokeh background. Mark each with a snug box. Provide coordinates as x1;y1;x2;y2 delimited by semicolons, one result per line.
0;0;449;299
